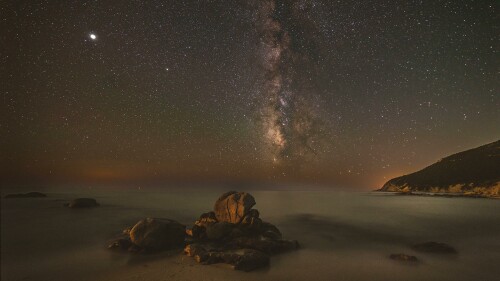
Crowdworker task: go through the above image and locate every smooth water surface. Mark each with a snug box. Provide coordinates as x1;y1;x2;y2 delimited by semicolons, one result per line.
1;187;499;281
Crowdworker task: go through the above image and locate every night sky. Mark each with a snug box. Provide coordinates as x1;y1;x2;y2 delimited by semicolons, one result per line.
2;0;499;188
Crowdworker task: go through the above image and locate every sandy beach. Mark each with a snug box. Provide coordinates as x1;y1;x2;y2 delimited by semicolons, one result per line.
2;187;500;281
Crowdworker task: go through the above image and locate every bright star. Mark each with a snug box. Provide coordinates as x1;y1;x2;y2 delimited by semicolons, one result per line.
89;33;97;40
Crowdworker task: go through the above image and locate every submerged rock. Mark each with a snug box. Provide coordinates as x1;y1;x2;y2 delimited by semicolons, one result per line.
64;198;99;208
412;242;457;254
129;218;185;251
390;253;418;263
5;192;47;198
214;191;256;224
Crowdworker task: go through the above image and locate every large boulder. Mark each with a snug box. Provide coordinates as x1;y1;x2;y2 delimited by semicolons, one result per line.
5;192;46;198
129;218;185;251
65;198;99;208
214;191;256;224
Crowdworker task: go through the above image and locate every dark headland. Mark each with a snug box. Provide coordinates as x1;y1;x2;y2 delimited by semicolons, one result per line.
378;140;500;198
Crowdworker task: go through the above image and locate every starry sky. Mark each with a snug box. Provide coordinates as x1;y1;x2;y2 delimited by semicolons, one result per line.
1;0;499;189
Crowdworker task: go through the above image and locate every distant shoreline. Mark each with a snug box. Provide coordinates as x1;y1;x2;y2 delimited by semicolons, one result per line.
375;190;500;199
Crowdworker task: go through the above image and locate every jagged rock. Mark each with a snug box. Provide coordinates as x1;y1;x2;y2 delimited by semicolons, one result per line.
182;191;298;271
64;198;99;208
129;218;185;251
390;253;418;263
5;192;47;198
195;211;218;227
214;191;256;224
187;211;219;239
412;242;457;254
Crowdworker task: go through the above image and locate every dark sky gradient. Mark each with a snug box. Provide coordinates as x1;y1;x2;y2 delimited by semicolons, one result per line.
1;0;499;189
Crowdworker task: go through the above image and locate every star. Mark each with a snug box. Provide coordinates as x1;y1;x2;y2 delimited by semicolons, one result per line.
89;33;97;40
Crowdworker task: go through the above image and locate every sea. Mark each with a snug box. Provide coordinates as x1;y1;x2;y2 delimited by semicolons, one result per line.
1;185;499;281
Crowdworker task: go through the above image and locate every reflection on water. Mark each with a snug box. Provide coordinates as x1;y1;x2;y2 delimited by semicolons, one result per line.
1;187;500;281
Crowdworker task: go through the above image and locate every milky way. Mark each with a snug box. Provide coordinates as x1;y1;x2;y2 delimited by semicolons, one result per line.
254;0;323;169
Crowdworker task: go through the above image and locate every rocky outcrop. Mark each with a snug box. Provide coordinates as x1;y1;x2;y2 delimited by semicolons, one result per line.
109;218;185;253
378;140;500;198
108;191;298;271
185;191;299;271
64;198;99;208
5;192;46;198
412;242;457;254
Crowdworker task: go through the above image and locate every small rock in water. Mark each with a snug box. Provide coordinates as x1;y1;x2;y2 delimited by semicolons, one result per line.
412;242;457;254
390;253;419;263
64;198;99;208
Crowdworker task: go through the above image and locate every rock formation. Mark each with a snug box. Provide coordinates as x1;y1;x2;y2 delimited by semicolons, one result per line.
108;191;298;271
378;140;500;197
184;191;299;271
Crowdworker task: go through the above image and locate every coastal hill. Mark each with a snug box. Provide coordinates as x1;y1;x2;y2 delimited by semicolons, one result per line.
379;140;500;197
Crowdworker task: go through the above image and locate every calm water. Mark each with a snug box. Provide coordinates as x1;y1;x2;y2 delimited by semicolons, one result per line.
1;187;500;281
